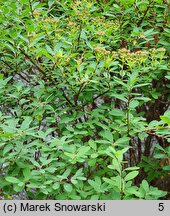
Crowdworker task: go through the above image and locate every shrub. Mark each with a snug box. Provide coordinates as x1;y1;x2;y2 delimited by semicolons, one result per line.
0;0;169;199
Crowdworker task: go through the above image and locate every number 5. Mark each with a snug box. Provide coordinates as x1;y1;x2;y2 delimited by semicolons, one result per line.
158;203;164;211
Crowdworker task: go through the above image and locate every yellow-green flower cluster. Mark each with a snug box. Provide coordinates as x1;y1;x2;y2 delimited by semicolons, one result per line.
150;48;166;61
95;30;105;36
74;9;90;20
91;17;106;27
94;46;111;55
94;46;119;68
118;48;149;69
67;20;80;30
71;0;91;21
33;10;40;16
43;17;60;24
118;48;166;70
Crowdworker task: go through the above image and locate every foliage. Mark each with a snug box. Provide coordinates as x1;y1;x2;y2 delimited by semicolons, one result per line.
0;0;169;200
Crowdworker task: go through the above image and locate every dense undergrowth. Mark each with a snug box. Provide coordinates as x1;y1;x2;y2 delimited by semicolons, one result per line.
0;0;170;199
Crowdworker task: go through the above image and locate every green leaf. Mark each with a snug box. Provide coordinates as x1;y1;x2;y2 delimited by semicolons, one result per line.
163;165;170;171
155;144;165;152
103;176;121;192
23;168;32;181
52;182;60;190
124;171;139;181
115;137;130;145
20;116;32;130
111;93;128;102
102;130;113;142
108;158;121;174
103;178;115;186
90;195;99;200
60;116;74;124
125;186;138;195
129;100;139;109
133;83;150;88
3;144;13;155
160;116;170;125
5;177;20;184
88;179;100;192
77;146;90;157
109;109;125;117
63;183;73;193
134;97;151;102
149;188;167;197
91;153;98;158
88;140;97;150
141;180;150;193
124;167;140;171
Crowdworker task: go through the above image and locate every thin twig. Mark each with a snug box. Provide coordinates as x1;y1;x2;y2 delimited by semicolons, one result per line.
137;1;154;27
19;48;46;76
62;89;74;106
28;0;35;19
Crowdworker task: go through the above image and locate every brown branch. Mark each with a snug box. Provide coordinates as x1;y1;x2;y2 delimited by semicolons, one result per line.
1;59;33;84
82;89;110;109
146;130;168;139
86;163;100;181
74;82;86;105
137;1;154;27
76;23;82;51
19;48;47;77
157;99;170;105
62;89;74;107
